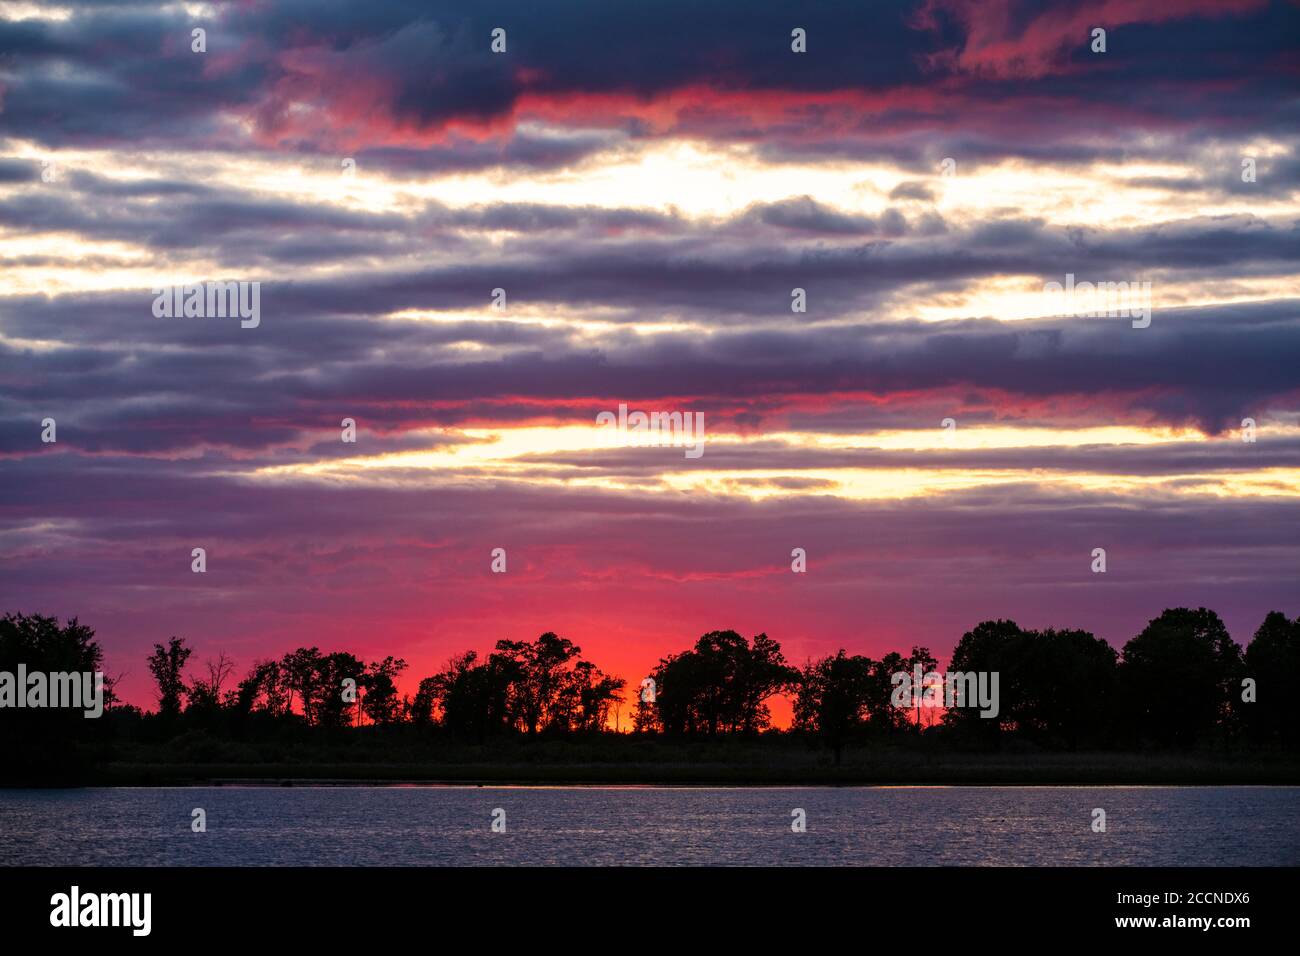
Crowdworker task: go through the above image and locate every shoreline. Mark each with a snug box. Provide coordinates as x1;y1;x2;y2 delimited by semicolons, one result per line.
9;754;1298;788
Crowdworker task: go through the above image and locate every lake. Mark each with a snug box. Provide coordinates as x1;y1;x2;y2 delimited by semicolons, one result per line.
1;785;1297;866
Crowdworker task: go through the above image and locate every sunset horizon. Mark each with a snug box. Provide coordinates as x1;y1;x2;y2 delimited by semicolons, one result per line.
1;0;1298;920
4;0;1297;717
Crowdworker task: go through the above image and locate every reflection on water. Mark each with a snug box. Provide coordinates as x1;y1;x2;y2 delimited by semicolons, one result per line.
1;785;1296;866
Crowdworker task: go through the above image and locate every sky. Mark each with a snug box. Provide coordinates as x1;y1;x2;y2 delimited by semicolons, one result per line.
1;0;1298;723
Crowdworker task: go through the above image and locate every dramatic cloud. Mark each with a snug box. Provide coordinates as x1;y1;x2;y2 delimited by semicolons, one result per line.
1;0;1296;716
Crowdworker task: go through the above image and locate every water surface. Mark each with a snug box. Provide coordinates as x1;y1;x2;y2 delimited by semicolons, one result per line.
1;785;1296;866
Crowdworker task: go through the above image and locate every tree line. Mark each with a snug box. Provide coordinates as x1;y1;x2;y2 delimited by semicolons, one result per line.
2;606;1298;779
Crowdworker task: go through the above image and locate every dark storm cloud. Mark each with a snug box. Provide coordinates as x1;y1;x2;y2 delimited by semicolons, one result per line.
0;158;37;182
3;0;1295;168
889;181;936;202
1128;148;1300;200
353;128;632;175
523;434;1300;479
6;148;1296;314
4;446;1298;565
3;293;1297;456
0;168;691;265
742;197;902;236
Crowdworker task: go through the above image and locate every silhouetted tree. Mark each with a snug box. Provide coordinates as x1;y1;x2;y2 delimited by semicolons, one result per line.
649;630;797;736
425;650;518;742
943;620;1021;746
10;603;1295;778
187;651;237;720
904;646;940;730
1119;608;1243;749
495;632;582;734
315;651;365;729
276;647;364;728
1244;611;1300;748
234;659;289;716
409;675;440;725
361;656;407;726
944;621;1119;748
1006;628;1117;749
553;658;624;733
0;613;114;781
146;636;192;721
794;650;875;764
652;650;705;735
481;633;622;734
632;682;660;733
867;651;910;733
280;647;322;722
